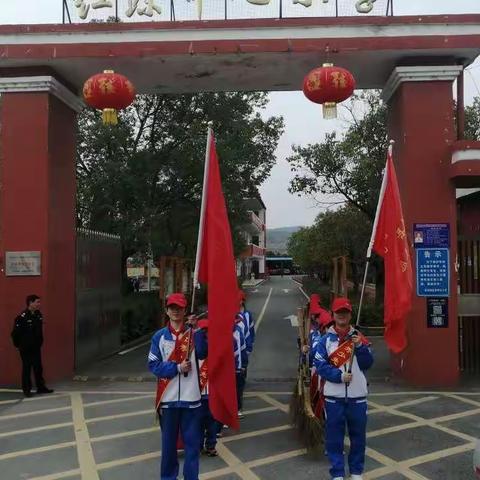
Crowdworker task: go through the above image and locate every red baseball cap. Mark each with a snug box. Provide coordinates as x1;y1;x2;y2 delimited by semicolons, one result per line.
197;319;209;330
331;297;352;313
310;294;321;304
309;302;322;316
319;310;334;327
166;293;187;308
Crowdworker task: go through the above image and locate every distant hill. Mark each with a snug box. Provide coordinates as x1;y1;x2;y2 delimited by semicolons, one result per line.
267;226;302;254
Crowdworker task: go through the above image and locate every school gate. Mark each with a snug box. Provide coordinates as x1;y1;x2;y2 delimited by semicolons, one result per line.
1;7;480;386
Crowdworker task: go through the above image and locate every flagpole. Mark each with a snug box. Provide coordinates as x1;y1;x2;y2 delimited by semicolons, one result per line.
191;122;213;313
355;140;393;327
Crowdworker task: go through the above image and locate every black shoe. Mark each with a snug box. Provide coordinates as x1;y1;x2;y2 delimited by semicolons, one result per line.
205;448;218;457
36;388;54;394
24;392;33;398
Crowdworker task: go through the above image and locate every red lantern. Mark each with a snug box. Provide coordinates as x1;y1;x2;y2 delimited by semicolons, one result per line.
303;63;355;119
83;70;136;125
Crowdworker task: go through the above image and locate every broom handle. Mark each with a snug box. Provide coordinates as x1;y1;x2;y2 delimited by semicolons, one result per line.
297;307;309;376
304;307;311;349
297;307;307;349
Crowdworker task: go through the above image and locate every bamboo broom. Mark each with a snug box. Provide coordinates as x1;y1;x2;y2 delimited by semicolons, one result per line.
290;306;324;453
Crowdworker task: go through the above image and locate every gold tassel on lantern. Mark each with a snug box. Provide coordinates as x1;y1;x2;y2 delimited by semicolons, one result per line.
322;102;337;119
102;108;118;125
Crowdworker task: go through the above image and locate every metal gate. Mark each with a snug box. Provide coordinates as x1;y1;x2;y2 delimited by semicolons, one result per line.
76;228;122;369
458;237;480;373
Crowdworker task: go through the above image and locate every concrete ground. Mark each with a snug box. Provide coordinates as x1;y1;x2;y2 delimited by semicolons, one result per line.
1;276;479;479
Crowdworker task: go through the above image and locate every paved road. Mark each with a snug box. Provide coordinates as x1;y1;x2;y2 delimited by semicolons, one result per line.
1;276;480;479
75;276;304;385
245;276;304;388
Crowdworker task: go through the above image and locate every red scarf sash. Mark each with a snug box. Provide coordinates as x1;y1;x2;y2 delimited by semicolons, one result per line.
199;359;208;392
328;339;354;369
328;327;369;369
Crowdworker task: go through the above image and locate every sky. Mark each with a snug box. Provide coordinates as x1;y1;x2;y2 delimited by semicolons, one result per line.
2;1;480;228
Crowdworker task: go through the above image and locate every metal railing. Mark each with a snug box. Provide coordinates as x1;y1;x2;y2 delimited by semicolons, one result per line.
62;0;394;24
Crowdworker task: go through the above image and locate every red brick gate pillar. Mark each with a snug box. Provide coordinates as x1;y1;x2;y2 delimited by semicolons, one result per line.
384;65;462;386
0;76;81;385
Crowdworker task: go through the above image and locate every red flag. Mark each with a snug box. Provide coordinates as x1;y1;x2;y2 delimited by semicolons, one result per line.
372;148;413;353
195;128;239;430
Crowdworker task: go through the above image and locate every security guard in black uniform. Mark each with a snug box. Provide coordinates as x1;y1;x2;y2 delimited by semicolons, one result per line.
11;295;54;397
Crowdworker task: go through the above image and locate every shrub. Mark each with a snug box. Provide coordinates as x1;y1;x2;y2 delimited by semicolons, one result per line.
298;275;384;329
121;291;162;344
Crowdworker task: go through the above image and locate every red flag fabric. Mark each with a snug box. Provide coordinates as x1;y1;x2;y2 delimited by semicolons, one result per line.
372;150;413;353
197;130;239;430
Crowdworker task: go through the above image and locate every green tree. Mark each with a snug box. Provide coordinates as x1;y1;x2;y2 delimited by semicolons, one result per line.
287;91;387;299
465;97;480;140
287;227;322;274
288;91;387;219
288;206;371;289
77;92;284;268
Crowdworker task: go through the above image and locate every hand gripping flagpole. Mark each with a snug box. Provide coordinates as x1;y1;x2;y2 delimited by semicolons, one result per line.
191;122;213;314
355;140;393;327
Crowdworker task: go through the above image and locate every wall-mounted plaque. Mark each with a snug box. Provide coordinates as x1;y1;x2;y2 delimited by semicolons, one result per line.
5;251;41;276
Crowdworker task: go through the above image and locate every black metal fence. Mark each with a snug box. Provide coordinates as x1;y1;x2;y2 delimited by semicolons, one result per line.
63;0;394;24
76;228;122;369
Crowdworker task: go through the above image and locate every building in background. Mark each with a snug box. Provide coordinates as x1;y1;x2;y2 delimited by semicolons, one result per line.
265;256;294;276
238;197;267;279
126;256;159;291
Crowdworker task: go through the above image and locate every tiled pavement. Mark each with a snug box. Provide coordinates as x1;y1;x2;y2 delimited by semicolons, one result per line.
0;388;479;479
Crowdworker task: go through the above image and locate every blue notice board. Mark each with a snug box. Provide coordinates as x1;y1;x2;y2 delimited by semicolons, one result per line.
416;248;450;297
413;223;450;248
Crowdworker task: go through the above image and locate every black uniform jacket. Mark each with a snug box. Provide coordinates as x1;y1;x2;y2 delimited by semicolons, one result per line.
11;310;44;351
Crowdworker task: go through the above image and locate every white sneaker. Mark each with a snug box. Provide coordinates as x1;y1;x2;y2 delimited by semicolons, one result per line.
332;477;344;480
238;410;245;419
350;475;363;480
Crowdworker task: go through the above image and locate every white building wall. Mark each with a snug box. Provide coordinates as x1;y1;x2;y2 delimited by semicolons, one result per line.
259;257;265;274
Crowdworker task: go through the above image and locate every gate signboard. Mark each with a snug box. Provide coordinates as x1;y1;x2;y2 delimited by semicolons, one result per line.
5;251;41;276
64;0;392;22
413;223;450;249
416;248;450;297
426;297;448;328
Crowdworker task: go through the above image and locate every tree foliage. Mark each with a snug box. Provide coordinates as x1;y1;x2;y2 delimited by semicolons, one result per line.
288;206;371;284
77;92;284;262
286;91;387;295
287;91;387;220
465;97;480;140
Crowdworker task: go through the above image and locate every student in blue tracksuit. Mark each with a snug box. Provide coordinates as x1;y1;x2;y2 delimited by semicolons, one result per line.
234;314;248;418
314;297;373;480
196;319;222;457
148;293;207;480
238;290;255;355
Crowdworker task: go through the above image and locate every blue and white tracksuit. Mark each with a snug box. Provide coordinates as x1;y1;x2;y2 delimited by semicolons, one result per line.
314;326;373;479
199;360;222;450
240;309;256;355
148;327;207;480
234;323;248;410
308;326;321;367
